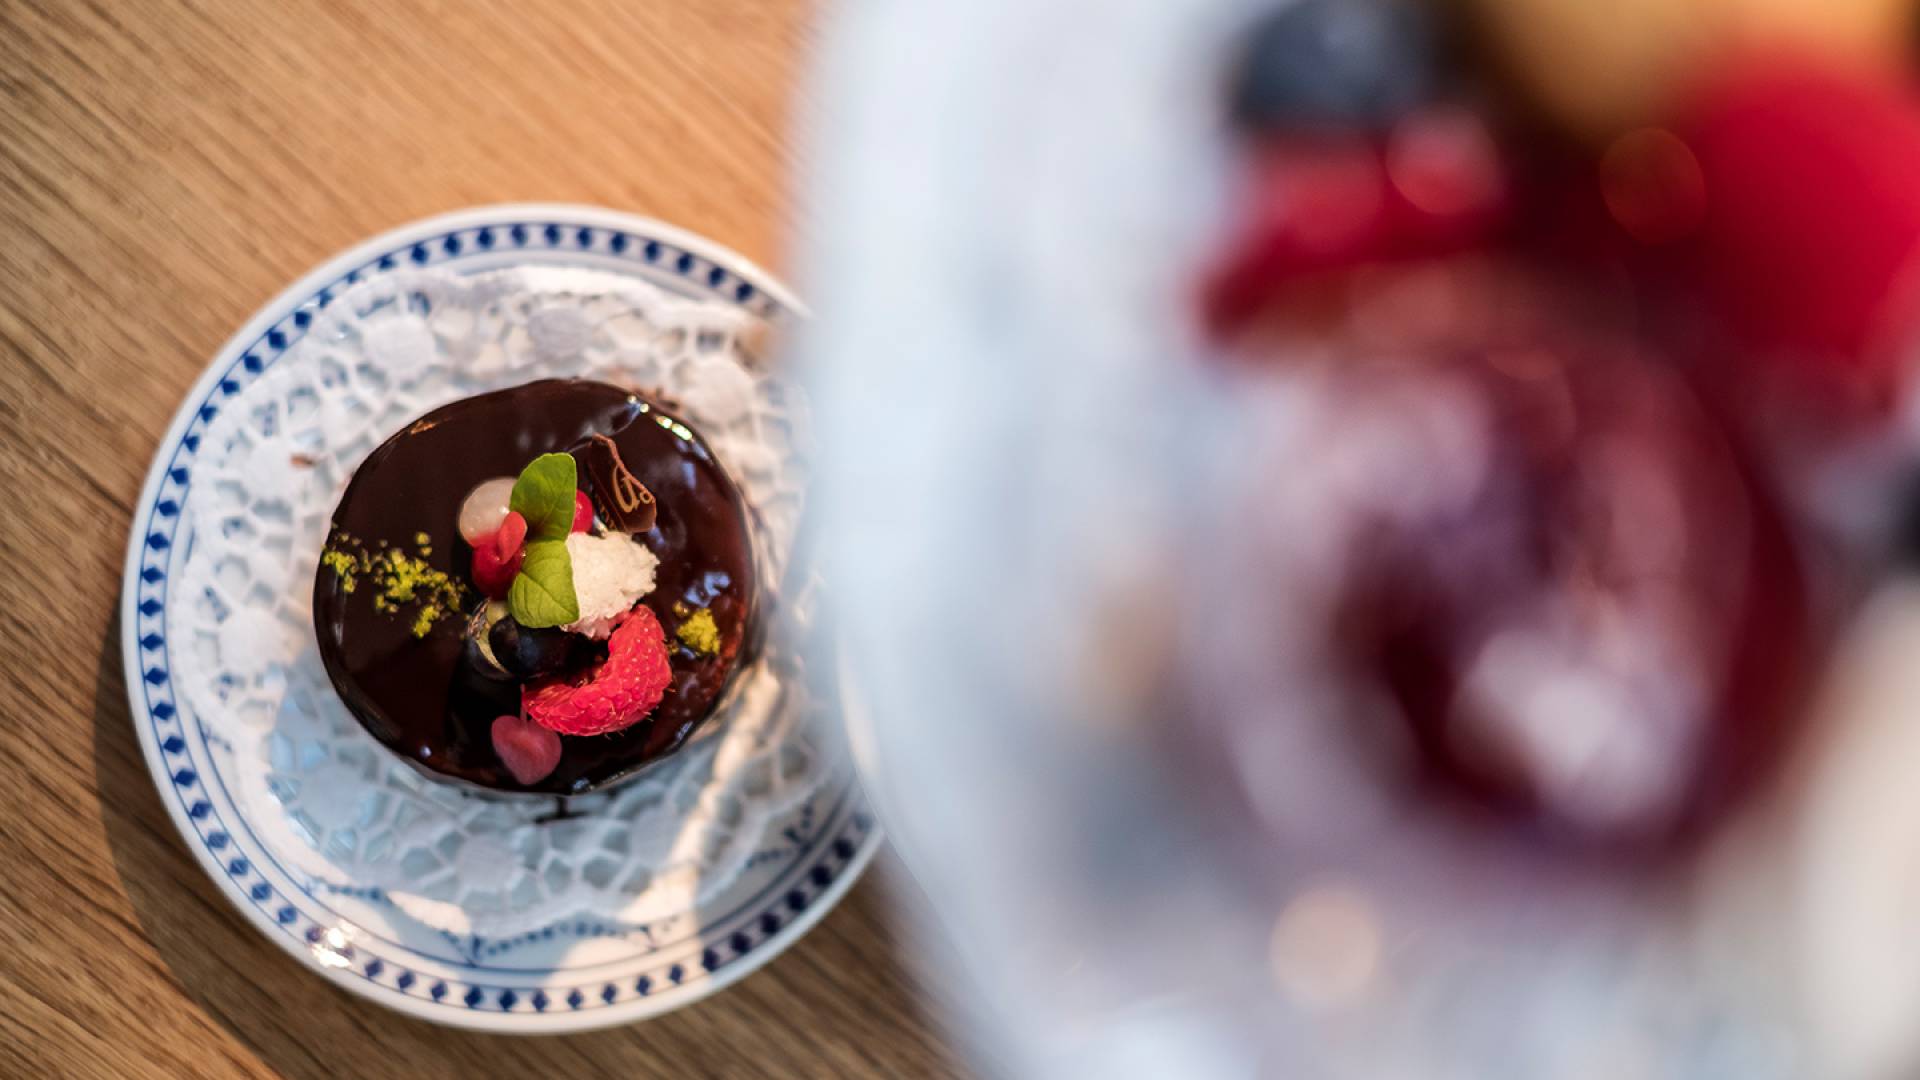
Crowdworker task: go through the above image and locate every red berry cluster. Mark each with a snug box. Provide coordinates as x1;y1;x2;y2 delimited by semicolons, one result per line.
466;490;596;599
1210;41;1920;423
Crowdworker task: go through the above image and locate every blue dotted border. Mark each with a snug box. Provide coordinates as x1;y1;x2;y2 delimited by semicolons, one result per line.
130;217;871;1016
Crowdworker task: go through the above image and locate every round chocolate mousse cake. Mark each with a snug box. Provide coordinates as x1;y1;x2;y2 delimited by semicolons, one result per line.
312;379;758;795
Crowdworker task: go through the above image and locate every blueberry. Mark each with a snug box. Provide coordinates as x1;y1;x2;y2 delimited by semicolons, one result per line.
461;634;512;683
461;606;515;683
489;618;580;679
1228;0;1442;134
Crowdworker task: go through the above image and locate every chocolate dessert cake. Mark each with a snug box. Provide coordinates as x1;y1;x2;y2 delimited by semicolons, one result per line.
312;379;758;795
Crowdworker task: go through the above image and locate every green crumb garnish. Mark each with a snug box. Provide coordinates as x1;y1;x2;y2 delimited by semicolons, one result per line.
322;533;467;636
320;546;359;593
414;531;431;547
676;608;721;656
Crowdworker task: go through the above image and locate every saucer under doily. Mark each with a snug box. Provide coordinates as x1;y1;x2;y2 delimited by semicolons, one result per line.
121;205;877;1031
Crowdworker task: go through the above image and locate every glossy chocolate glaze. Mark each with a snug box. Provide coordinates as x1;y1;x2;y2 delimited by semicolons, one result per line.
313;380;758;795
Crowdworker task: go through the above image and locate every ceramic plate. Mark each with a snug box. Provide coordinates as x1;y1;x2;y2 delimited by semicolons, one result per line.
120;205;878;1031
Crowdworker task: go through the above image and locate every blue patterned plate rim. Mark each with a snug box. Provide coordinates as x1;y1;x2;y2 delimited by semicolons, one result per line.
119;204;878;1031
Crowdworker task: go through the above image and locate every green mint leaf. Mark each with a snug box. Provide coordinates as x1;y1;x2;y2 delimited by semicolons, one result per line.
508;539;579;628
510;453;578;543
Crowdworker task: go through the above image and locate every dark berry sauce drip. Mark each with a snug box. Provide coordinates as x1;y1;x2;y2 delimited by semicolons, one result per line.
312;380;758;795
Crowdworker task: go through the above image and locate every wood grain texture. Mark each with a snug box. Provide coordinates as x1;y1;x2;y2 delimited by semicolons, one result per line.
0;1;962;1075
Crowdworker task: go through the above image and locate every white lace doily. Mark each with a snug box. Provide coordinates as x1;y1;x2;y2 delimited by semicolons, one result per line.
166;265;824;938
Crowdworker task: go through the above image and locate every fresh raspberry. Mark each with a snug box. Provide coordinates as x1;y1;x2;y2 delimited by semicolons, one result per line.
1673;56;1920;391
523;606;672;736
571;490;594;533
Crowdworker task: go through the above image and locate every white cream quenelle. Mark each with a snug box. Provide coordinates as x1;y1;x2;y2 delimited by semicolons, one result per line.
561;530;659;639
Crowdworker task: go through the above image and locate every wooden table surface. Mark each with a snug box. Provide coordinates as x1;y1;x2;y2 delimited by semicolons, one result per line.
0;2;961;1076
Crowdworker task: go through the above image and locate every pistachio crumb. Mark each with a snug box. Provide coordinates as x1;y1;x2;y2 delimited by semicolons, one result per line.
324;533;466;635
676;608;721;656
320;546;360;593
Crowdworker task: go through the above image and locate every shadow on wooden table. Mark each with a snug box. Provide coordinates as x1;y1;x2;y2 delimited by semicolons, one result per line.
91;619;966;1079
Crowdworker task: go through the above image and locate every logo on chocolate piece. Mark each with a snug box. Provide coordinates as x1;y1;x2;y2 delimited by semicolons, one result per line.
581;434;657;533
